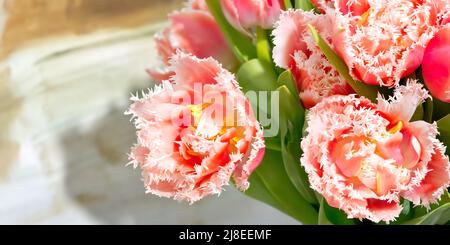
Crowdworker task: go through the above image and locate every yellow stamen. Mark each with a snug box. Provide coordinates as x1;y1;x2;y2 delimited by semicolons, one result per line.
358;10;370;26
388;121;403;134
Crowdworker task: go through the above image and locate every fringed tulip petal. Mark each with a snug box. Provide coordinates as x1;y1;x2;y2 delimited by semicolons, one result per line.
148;7;237;83
331;0;450;86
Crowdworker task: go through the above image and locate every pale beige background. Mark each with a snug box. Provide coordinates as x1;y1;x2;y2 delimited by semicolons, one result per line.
0;0;297;224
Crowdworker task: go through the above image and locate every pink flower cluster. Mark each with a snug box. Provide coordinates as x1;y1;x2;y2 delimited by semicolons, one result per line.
127;0;450;223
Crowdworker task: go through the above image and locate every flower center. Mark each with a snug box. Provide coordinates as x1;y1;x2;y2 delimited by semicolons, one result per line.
329;121;422;196
183;102;247;157
375;121;422;169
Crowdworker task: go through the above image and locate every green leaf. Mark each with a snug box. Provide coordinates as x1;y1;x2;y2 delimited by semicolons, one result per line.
302;110;309;137
318;198;333;225
411;105;424;122
284;0;293;9
278;85;317;205
404;191;450;225
245;170;285;211
264;137;282;152
437;114;450;156
256;27;275;69
295;0;315;10
307;25;379;103
423;98;434;123
245;149;319;224
403;204;450;225
205;0;256;63
237;59;278;93
237;59;279;126
432;99;450;122
318;197;356;225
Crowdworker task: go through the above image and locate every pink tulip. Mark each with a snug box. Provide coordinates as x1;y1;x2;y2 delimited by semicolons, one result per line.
148;6;238;82
310;0;334;12
331;0;450;87
422;24;450;103
128;52;265;203
273;10;353;109
220;0;284;35
301;81;450;222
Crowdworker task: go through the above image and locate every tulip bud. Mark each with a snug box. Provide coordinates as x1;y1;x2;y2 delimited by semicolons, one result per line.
422;25;450;103
220;0;283;35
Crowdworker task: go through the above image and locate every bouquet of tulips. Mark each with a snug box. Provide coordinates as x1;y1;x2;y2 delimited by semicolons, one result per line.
126;0;450;225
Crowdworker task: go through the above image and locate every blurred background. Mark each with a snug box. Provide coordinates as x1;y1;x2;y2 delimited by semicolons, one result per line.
0;0;296;224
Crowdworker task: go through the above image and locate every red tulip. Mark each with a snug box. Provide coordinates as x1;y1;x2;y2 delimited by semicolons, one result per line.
422;25;450;103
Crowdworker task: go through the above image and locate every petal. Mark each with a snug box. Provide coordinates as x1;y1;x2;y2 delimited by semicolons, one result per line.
376;128;421;169
272;10;311;69
233;125;265;190
146;180;179;198
329;136;364;177
330;0;447;86
170;51;222;86
336;0;370;16
422;24;450;103
377;80;429;123
403;143;450;207
129;146;150;167
400;128;421;169
220;0;254;35
407;120;438;165
150;8;237;82
365;199;403;223
169;10;237;70
273;10;352;108
258;0;283;29
146;68;174;83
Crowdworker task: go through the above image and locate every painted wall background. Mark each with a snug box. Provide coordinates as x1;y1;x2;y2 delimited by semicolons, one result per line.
0;0;296;224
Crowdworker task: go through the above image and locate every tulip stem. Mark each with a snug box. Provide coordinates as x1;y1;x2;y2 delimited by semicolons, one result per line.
256;27;275;72
295;0;315;11
283;0;293;9
205;0;256;64
424;98;433;123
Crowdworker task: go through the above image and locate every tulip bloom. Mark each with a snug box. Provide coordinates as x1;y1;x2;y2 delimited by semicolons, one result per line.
273;10;353;109
148;6;238;82
331;0;450;86
220;0;284;35
128;52;265;203
301;81;450;222
422;24;450;103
